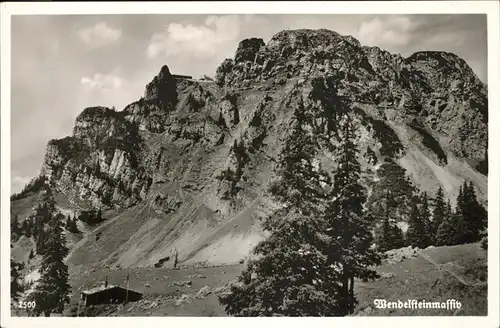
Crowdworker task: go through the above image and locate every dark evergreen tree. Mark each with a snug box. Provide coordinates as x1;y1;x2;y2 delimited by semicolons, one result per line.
94;160;101;176
432;186;446;243
406;198;424;247
11;256;24;301
11;215;20;237
367;160;415;222
481;236;488;252
35;226;46;255
435;199;456;247
376;192;405;252
457;183;464;207
29;248;35;259
436;210;465;246
378;216;392;252
406;192;432;248
28;213;70;317
446;199;453;222
459;181;486;243
32;218;39;238
390;224;405;249
22;219;31;238
418;192;433;247
219;103;340;316
322;113;381;315
97;208;103;223
217;111;227;128
70;218;79;233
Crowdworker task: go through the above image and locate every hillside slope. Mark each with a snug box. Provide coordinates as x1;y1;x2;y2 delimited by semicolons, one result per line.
11;243;487;317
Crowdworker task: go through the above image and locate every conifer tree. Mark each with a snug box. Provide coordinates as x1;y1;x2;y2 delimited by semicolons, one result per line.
481;236;488;252
418;192;433;247
72;218;80;233
28;212;70;317
11;215;20;239
323;113;380;315
436;210;464;246
390;224;405;249
22;219;31;238
432;186;446;244
457;183;464;209
460;181;486;243
376;192;405;252
446;199;452;222
219;103;339;316
378;216;392;252
97;207;103;223
406;198;424;248
35;227;46;255
11;255;24;301
217;111;226;128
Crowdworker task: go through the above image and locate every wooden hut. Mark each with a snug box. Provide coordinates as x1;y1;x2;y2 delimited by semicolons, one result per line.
172;74;192;80
80;284;142;306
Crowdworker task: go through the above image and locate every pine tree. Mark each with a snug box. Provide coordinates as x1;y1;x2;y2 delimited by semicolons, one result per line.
65;216;79;234
11;215;20;236
97;207;102;222
419;192;433;247
445;199;452;223
323;113;381;315
35;226;46;255
29;248;35;259
72;218;80;233
217;111;226;128
11;256;24;301
28;213;71;317
378;216;391;252
376;192;405;252
481;236;488;252
95;160;101;176
436;210;464;246
405;192;432;248
406;198;424;247
460;181;486;243
22;219;31;238
457;183;464;208
219;103;339;316
390;224;405;249
432;186;446;244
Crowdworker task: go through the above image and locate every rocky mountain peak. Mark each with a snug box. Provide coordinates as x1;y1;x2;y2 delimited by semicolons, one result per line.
234;38;265;63
13;28;488;270
267;28;347;51
144;64;178;109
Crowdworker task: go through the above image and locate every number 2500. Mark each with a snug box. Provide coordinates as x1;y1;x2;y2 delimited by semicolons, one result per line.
18;301;36;309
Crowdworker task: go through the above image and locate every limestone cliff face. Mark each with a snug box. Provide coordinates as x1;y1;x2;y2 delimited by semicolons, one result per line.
217;29;486;161
19;28;487;269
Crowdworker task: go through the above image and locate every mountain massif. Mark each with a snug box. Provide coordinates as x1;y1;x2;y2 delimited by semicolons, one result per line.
11;29;488;273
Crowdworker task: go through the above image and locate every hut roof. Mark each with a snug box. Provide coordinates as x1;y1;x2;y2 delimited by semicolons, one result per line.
81;284;120;295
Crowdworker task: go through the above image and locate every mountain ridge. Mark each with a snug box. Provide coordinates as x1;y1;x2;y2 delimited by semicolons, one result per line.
11;28;488;270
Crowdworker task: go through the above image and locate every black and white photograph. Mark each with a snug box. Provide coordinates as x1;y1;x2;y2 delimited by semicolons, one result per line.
1;1;499;326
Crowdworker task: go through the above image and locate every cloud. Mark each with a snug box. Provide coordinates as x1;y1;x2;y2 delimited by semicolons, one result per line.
11;175;32;194
357;15;413;47
147;15;241;58
78;22;122;47
80;74;123;91
426;31;466;47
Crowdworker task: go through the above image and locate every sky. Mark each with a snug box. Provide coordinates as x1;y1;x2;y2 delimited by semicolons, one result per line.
10;14;488;194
